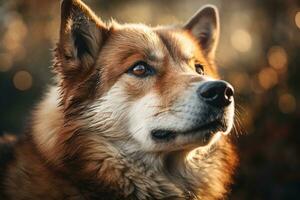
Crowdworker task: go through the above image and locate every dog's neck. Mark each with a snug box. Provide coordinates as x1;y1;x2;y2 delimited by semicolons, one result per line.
103;139;210;199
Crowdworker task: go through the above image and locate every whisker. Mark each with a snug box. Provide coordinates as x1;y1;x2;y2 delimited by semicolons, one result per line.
233;103;247;137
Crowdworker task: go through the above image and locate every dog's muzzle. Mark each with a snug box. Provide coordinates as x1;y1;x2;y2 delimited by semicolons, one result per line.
151;80;234;142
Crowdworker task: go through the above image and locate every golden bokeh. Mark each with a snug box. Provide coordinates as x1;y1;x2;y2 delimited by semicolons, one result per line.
2;13;27;60
278;93;296;113
258;67;278;90
13;70;33;91
295;11;300;29
267;46;288;70
230;29;252;52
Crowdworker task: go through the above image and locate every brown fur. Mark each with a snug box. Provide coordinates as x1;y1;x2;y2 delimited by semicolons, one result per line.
0;0;238;199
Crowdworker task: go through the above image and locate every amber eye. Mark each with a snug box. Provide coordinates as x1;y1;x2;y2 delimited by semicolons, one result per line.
195;63;204;75
132;64;146;76
128;61;155;78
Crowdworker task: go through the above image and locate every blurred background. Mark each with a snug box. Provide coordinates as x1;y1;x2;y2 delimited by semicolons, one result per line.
0;0;299;199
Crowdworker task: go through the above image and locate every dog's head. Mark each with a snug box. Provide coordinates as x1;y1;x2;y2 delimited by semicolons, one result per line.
55;0;235;153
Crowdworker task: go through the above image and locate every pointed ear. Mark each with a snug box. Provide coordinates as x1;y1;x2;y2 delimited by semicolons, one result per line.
57;0;108;76
184;5;220;58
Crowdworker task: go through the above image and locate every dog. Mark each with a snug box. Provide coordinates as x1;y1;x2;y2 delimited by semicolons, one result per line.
0;0;238;199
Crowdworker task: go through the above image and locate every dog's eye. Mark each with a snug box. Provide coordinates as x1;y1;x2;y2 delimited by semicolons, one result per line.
195;63;204;75
128;61;155;77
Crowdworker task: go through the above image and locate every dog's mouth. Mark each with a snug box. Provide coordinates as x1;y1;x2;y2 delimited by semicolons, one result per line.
151;119;227;142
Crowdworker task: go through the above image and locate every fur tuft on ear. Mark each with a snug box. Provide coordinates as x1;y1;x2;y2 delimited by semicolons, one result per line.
184;5;220;58
57;0;109;77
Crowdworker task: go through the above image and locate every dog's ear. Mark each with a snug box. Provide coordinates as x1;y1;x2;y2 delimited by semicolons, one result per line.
57;0;108;77
184;5;220;58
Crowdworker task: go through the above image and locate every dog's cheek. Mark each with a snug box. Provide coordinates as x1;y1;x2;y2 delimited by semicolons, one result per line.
128;92;160;151
80;82;133;136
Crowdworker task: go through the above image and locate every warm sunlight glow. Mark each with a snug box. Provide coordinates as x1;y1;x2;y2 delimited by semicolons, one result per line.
278;93;296;113
231;29;252;52
267;46;288;70
13;70;33;91
186;133;222;162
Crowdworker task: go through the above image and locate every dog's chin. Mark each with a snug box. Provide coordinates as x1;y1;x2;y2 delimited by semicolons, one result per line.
151;118;231;145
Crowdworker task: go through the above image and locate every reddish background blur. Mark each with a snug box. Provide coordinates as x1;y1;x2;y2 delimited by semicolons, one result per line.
0;0;299;199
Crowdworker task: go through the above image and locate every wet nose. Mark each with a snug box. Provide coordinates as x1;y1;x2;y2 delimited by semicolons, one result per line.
197;80;234;108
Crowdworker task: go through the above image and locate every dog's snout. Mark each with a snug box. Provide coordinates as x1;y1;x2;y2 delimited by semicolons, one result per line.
197;81;234;108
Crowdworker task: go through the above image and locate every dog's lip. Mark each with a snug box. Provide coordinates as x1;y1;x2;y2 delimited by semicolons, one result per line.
151;130;177;141
151;119;227;141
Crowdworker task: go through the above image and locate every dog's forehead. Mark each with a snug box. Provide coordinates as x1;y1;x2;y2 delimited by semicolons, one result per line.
111;24;163;58
111;24;199;62
155;29;198;61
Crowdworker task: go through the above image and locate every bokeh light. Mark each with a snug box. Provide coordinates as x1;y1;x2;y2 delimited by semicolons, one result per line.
258;67;278;90
267;46;288;70
295;11;300;29
13;70;33;91
278;93;296;114
230;29;252;52
2;13;27;60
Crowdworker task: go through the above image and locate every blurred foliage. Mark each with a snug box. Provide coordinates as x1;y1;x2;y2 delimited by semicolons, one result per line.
0;0;299;199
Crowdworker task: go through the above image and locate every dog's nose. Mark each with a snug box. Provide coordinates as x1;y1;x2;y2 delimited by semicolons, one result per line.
197;81;234;107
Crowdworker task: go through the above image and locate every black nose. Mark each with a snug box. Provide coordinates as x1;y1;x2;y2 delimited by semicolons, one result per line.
197;81;234;107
